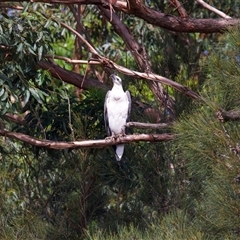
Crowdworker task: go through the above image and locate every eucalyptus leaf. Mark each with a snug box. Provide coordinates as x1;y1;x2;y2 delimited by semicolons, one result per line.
1;106;8;115
29;87;42;103
0;88;5;98
23;90;30;105
38;45;43;60
17;24;23;32
16;42;23;53
1;91;8;101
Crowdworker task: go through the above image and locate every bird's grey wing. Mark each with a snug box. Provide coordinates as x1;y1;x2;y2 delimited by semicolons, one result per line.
104;91;111;136
126;90;131;122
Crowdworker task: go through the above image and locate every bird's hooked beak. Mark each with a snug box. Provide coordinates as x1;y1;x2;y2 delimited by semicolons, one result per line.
110;74;116;81
110;74;122;85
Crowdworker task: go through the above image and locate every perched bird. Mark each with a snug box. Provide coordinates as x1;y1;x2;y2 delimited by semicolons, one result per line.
104;74;131;161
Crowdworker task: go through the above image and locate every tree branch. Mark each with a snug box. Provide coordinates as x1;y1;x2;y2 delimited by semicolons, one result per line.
0;0;239;33
0;129;174;149
98;5;175;115
41;58;201;100
38;60;109;91
98;5;150;72
168;0;188;18
195;0;232;19
44;55;101;65
4;113;25;124
216;110;240;122
126;0;238;33
97;59;201;100
126;122;171;129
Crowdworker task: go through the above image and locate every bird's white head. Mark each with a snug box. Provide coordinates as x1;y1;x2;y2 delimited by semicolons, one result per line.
110;74;122;86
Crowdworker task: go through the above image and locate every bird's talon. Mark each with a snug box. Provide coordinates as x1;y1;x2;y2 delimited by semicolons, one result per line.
105;136;113;141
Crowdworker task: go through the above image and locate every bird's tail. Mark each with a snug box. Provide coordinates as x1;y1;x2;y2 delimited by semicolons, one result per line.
115;144;124;161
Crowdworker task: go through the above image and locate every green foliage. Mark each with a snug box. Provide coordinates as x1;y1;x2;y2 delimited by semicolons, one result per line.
0;140;49;239
87;210;209;240
0;9;54;115
174;27;240;239
1;2;240;239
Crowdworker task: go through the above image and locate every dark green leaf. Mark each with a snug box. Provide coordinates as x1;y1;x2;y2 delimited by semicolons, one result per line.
23;90;30;105
38;45;43;60
17;43;23;53
0;88;5;97
1;91;8;101
29;87;42;103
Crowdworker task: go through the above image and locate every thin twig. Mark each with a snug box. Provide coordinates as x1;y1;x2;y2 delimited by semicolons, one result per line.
44;54;101;65
81;60;90;88
67;95;75;141
126;122;171;129
0;4;23;10
195;0;232;19
60;21;99;56
168;0;188;18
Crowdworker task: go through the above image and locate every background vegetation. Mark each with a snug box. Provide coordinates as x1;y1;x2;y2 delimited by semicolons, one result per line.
0;1;240;239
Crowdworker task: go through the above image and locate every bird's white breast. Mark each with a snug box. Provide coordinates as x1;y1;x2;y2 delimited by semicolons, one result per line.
106;89;129;135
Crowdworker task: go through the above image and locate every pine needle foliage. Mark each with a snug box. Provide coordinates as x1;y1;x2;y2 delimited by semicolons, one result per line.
174;27;240;239
86;210;209;240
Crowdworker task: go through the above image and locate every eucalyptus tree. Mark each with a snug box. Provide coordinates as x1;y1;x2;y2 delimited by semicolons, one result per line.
0;0;240;238
0;0;239;145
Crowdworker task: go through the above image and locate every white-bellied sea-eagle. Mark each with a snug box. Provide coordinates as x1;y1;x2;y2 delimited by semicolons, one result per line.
104;74;131;161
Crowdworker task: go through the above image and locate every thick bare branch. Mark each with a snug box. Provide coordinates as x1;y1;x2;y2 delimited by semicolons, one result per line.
0;0;239;33
3;110;171;130
0;129;174;149
99;5;150;72
38;60;109;91
127;0;238;33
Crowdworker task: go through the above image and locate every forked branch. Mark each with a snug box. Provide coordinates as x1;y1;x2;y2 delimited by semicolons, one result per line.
41;58;201;100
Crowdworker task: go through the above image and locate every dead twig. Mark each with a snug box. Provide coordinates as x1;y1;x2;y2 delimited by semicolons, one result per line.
126;122;171;129
195;0;232;19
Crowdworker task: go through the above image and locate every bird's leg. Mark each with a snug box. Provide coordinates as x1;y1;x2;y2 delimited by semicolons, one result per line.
105;130;125;142
112;134;118;141
118;128;126;138
105;133;118;141
105;134;112;141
